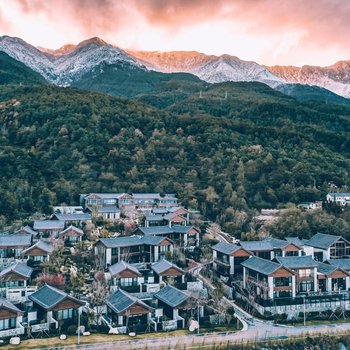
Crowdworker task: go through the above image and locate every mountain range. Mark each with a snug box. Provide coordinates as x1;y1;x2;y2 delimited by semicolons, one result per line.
1;35;350;100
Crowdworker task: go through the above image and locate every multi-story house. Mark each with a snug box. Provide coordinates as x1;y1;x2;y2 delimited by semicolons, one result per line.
303;233;350;261
33;221;64;239
107;261;144;293
22;240;53;268
0;262;35;303
212;242;251;280
134;226;200;249
51;213;91;226
317;262;350;292
28;284;84;334
0;298;24;338
0;234;33;261
59;225;84;245
106;289;153;333
275;256;319;294
241;256;296;300
326;193;350;206
240;238;303;260
95;236;174;268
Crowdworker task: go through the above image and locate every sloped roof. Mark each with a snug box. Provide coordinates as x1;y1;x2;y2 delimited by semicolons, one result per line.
328;193;350;197
53;213;91;221
22;240;53;255
155;285;188;308
0;262;33;279
145;215;164;222
85;193;123;199
241;256;283;275
34;220;64;230
107;289;152;314
317;262;342;276
98;206;120;213
327;259;350;271
109;261;142;277
0;234;32;248
305;233;343;249
99;235;172;248
240;240;274;252
135;226;173;236
285;237;307;247
15;225;37;235
163;213;186;221
29;284;84;310
132;193;161;199
276;255;318;269
151;259;184;275
212;242;243;255
59;225;84;236
0;297;23;315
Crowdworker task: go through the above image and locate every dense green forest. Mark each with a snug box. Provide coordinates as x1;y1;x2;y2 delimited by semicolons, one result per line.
0;52;350;237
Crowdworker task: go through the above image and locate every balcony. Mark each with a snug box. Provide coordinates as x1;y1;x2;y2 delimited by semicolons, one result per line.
0;325;25;338
214;258;230;267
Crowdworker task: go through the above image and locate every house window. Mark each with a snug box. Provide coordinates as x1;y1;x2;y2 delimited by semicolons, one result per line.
111;248;118;256
159;245;169;253
120;278;137;287
57;308;74;320
299;269;312;278
0;317;16;330
33;255;45;262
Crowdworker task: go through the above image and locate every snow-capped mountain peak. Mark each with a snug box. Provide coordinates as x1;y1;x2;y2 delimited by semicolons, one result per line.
0;35;144;86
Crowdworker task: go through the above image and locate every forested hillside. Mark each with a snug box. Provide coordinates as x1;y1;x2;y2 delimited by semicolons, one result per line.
0;57;350;236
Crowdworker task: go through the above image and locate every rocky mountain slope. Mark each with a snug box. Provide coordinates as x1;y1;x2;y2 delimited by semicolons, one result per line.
128;50;284;87
269;62;350;98
0;36;144;86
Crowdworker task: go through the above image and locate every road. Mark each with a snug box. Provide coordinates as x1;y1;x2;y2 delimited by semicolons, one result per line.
41;225;350;349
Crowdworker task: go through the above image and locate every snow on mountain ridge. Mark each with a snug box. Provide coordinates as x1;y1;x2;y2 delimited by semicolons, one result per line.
0;35;144;86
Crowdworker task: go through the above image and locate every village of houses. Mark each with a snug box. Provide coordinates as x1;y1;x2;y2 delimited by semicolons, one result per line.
0;191;350;345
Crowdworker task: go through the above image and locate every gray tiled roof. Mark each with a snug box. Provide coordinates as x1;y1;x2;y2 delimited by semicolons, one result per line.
85;193;123;199
305;233;342;249
0;262;33;279
135;226;173;236
152;208;169;215
34;220;65;230
0;234;32;248
151;260;184;275
107;289;151;314
317;262;339;276
285;237;307;247
155;285;188;308
109;261;142;277
327;259;350;271
53;213;91;221
98;207;121;213
15;225;37;235
276;255;318;269
240;240;274;252
59;225;84;236
0;297;23;314
241;256;282;275
212;242;243;255
173;226;198;234
145;215;164;222
328;193;350;197
99;235;171;248
22;240;53;255
132;193;161;199
29;284;84;310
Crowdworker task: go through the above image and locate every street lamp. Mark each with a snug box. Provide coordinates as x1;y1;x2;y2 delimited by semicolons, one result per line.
303;295;306;326
197;301;200;335
77;307;81;345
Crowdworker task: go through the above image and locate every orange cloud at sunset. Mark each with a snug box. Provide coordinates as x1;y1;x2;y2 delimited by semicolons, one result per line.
0;0;349;66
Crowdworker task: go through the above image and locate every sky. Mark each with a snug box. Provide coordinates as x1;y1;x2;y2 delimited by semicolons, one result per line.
0;0;349;66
